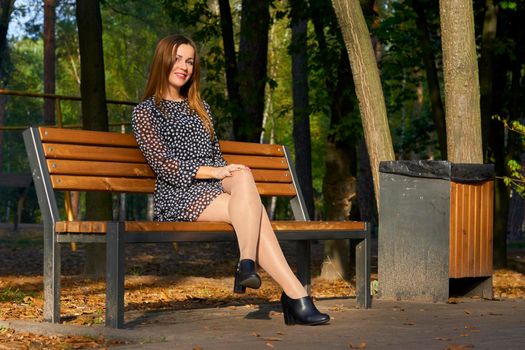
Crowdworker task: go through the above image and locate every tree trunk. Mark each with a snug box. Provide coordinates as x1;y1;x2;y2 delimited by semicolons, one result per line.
236;0;270;142
290;0;314;218
77;0;108;131
0;0;12;68
0;0;14;172
76;0;111;278
358;137;376;225
412;0;447;159
43;0;56;125
331;0;395;206
217;0;239;140
439;0;483;163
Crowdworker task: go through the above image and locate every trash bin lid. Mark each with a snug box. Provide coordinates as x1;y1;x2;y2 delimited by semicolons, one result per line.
379;160;495;183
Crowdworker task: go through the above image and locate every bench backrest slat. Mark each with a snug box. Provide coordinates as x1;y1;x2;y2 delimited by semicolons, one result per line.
49;174;296;196
43;143;145;162
220;140;284;156
39;127;138;147
222;155;288;170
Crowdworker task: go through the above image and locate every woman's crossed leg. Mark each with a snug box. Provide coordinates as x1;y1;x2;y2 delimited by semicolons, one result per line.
197;169;307;299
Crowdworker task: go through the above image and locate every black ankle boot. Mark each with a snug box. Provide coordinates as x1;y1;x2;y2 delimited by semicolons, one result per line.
280;292;330;326
233;259;261;293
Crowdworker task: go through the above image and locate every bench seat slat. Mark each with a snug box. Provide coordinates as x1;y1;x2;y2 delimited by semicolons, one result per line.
55;220;366;233
50;175;296;195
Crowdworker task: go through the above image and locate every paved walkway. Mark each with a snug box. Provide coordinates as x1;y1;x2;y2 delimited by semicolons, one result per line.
2;297;524;349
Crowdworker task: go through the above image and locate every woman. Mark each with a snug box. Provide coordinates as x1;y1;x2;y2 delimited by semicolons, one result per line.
132;34;329;326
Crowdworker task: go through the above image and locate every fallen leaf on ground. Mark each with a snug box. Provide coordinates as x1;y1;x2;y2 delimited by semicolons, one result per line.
443;344;474;350
349;342;367;349
263;337;282;341
435;337;452;341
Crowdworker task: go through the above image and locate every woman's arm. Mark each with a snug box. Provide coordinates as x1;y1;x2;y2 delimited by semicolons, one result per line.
132;104;201;188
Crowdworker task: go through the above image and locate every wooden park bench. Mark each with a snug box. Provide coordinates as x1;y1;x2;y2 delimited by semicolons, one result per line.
23;126;371;328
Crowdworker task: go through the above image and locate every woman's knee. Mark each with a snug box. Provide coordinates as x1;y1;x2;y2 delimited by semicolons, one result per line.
226;169;257;191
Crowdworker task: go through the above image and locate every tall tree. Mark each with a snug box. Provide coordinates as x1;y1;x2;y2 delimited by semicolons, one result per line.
290;0;314;217
236;0;270;141
331;0;395;204
479;0;498;151
76;0;111;277
43;0;56;125
218;0;241;139
0;0;14;171
439;0;482;163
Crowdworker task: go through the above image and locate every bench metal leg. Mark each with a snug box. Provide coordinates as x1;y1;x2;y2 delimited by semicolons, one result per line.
296;240;311;295
355;230;371;308
106;222;125;328
43;225;61;323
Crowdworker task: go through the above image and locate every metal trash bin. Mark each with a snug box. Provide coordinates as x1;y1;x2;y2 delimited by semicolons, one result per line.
378;160;494;302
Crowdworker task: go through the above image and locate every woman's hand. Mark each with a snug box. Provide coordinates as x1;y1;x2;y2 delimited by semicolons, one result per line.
211;163;250;179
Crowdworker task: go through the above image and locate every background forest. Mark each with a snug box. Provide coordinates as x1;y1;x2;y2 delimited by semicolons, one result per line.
0;0;524;272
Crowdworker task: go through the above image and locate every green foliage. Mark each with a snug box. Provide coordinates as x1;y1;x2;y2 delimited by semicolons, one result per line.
500;1;518;10
375;0;442;159
494;115;525;197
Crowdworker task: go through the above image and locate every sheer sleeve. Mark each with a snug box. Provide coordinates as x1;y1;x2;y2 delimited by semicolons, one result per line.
204;102;228;167
132;103;200;188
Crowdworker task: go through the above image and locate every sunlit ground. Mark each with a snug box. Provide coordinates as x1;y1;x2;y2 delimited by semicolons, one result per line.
0;225;524;348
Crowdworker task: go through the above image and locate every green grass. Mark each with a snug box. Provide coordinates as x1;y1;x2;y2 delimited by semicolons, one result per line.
0;288;36;304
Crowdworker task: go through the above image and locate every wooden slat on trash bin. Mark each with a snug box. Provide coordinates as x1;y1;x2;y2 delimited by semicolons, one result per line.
449;180;493;278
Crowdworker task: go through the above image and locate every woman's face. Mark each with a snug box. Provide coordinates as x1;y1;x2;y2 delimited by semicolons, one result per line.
168;44;195;94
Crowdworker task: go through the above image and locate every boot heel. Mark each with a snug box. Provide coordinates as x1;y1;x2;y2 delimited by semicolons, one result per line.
233;270;246;294
282;305;296;325
233;259;261;293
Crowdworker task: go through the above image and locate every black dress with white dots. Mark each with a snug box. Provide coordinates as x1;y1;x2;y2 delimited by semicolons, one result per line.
132;96;227;221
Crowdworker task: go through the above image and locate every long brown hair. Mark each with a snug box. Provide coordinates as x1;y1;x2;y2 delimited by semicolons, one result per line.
142;35;213;136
